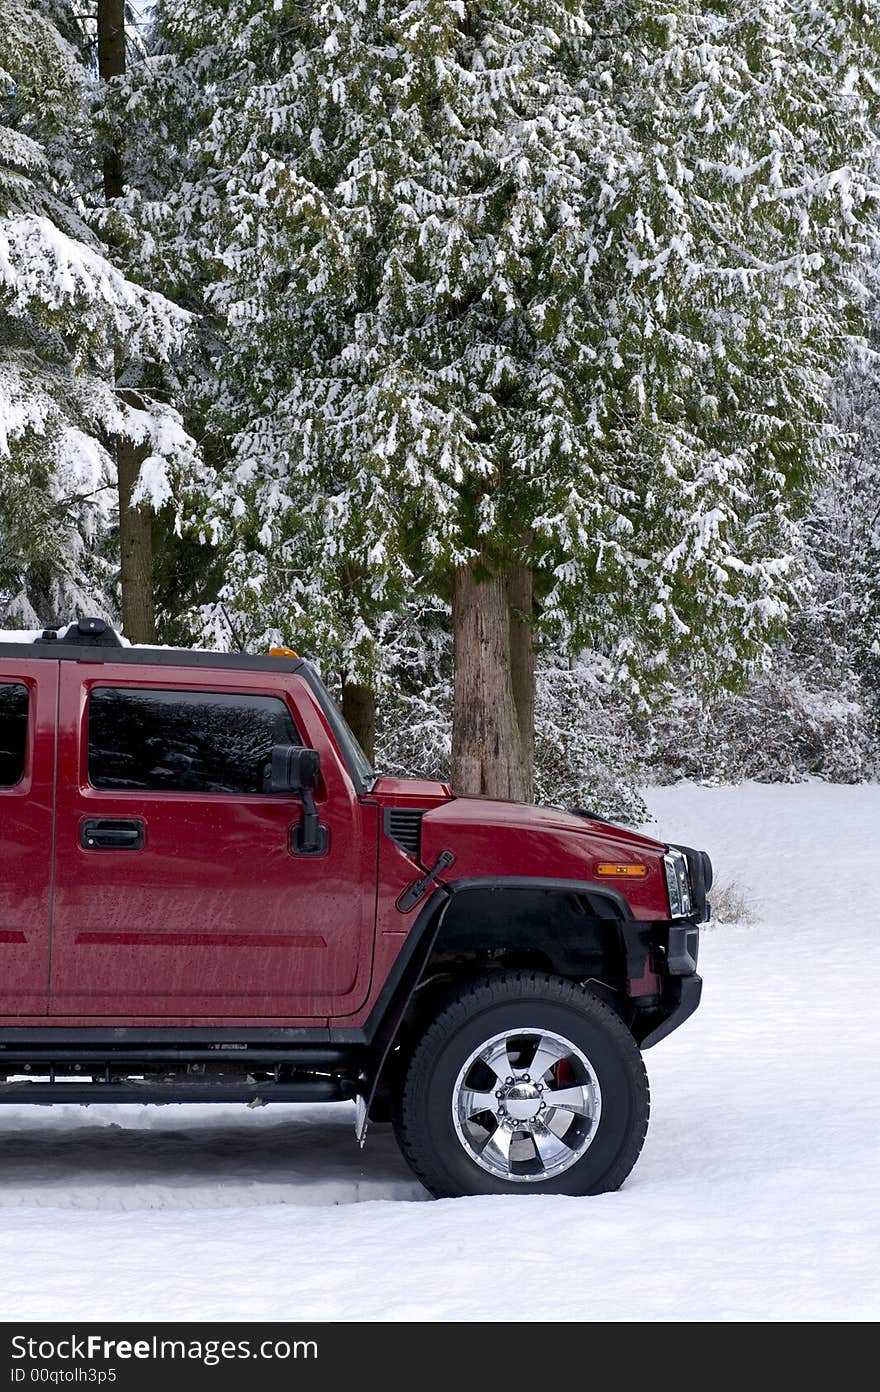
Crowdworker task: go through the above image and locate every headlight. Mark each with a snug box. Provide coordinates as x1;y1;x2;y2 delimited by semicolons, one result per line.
663;850;693;918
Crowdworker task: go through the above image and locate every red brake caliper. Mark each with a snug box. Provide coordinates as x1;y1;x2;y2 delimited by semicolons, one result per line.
555;1058;575;1087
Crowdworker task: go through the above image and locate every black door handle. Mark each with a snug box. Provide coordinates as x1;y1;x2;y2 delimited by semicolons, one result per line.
81;818;145;851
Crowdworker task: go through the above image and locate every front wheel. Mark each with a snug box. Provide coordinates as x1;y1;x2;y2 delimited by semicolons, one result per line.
393;972;650;1197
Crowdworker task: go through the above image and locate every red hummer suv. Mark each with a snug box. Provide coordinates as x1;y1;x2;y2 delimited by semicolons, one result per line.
0;617;709;1197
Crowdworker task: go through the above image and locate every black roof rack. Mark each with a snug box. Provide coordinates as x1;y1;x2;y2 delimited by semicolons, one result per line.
0;617;307;675
37;617;123;648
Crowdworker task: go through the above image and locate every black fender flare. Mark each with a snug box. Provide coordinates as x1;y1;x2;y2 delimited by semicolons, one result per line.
343;875;648;1141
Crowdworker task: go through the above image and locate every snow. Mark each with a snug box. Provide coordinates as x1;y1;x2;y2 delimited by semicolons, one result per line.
0;630;46;644
0;625;125;645
1;782;878;1321
0;215;189;356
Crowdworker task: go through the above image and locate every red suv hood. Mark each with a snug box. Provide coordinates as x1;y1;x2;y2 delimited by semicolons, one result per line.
372;777;665;853
415;794;669;921
431;796;666;853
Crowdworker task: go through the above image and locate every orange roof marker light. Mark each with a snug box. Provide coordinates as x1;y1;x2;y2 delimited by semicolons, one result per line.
595;863;648;879
269;646;299;658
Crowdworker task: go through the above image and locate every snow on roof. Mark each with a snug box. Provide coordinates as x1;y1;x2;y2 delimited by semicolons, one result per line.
0;629;47;644
0;624;132;646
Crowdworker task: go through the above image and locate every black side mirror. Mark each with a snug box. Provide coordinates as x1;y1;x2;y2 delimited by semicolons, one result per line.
270;744;320;794
269;745;327;856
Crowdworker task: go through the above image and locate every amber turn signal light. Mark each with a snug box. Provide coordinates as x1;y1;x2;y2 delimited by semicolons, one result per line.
595;863;648;878
269;645;299;657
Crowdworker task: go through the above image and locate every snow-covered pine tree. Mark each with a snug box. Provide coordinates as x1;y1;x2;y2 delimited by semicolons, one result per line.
827;325;880;713
117;1;443;752
0;0;199;628
639;293;880;790
128;1;878;791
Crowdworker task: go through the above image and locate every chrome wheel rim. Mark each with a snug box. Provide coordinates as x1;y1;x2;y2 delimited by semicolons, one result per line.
451;1026;602;1183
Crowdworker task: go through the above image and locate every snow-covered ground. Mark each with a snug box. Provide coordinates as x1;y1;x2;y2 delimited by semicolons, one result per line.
1;783;877;1321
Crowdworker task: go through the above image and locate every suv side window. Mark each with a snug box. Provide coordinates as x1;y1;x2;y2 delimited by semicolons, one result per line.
88;688;301;795
0;682;28;787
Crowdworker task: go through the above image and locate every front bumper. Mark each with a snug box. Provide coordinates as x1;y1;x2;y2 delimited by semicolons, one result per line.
627;916;703;1048
667;920;701;975
640;974;703;1049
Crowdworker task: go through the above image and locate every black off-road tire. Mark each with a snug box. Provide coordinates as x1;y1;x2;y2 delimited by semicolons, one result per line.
393;972;650;1198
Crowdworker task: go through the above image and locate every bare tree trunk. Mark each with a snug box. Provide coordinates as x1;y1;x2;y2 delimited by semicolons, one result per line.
97;0;125;200
98;0;156;641
342;681;376;764
452;554;528;800
117;438;156;643
508;558;534;800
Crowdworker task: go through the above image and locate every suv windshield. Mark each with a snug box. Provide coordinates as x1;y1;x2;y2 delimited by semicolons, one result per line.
303;667;376;791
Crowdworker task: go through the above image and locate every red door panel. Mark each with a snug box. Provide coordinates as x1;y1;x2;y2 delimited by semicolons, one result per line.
0;660;57;1016
49;665;376;1020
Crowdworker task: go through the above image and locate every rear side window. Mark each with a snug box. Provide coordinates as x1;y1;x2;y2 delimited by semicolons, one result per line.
0;682;28;787
88;688;300;795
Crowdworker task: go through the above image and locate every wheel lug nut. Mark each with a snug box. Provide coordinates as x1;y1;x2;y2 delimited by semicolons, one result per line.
506;1077;513;1084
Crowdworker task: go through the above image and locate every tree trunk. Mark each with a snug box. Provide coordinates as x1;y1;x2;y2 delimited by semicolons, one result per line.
117;437;156;643
97;0;125;200
452;555;529;800
99;2;156;641
508;559;534;800
341;680;376;764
